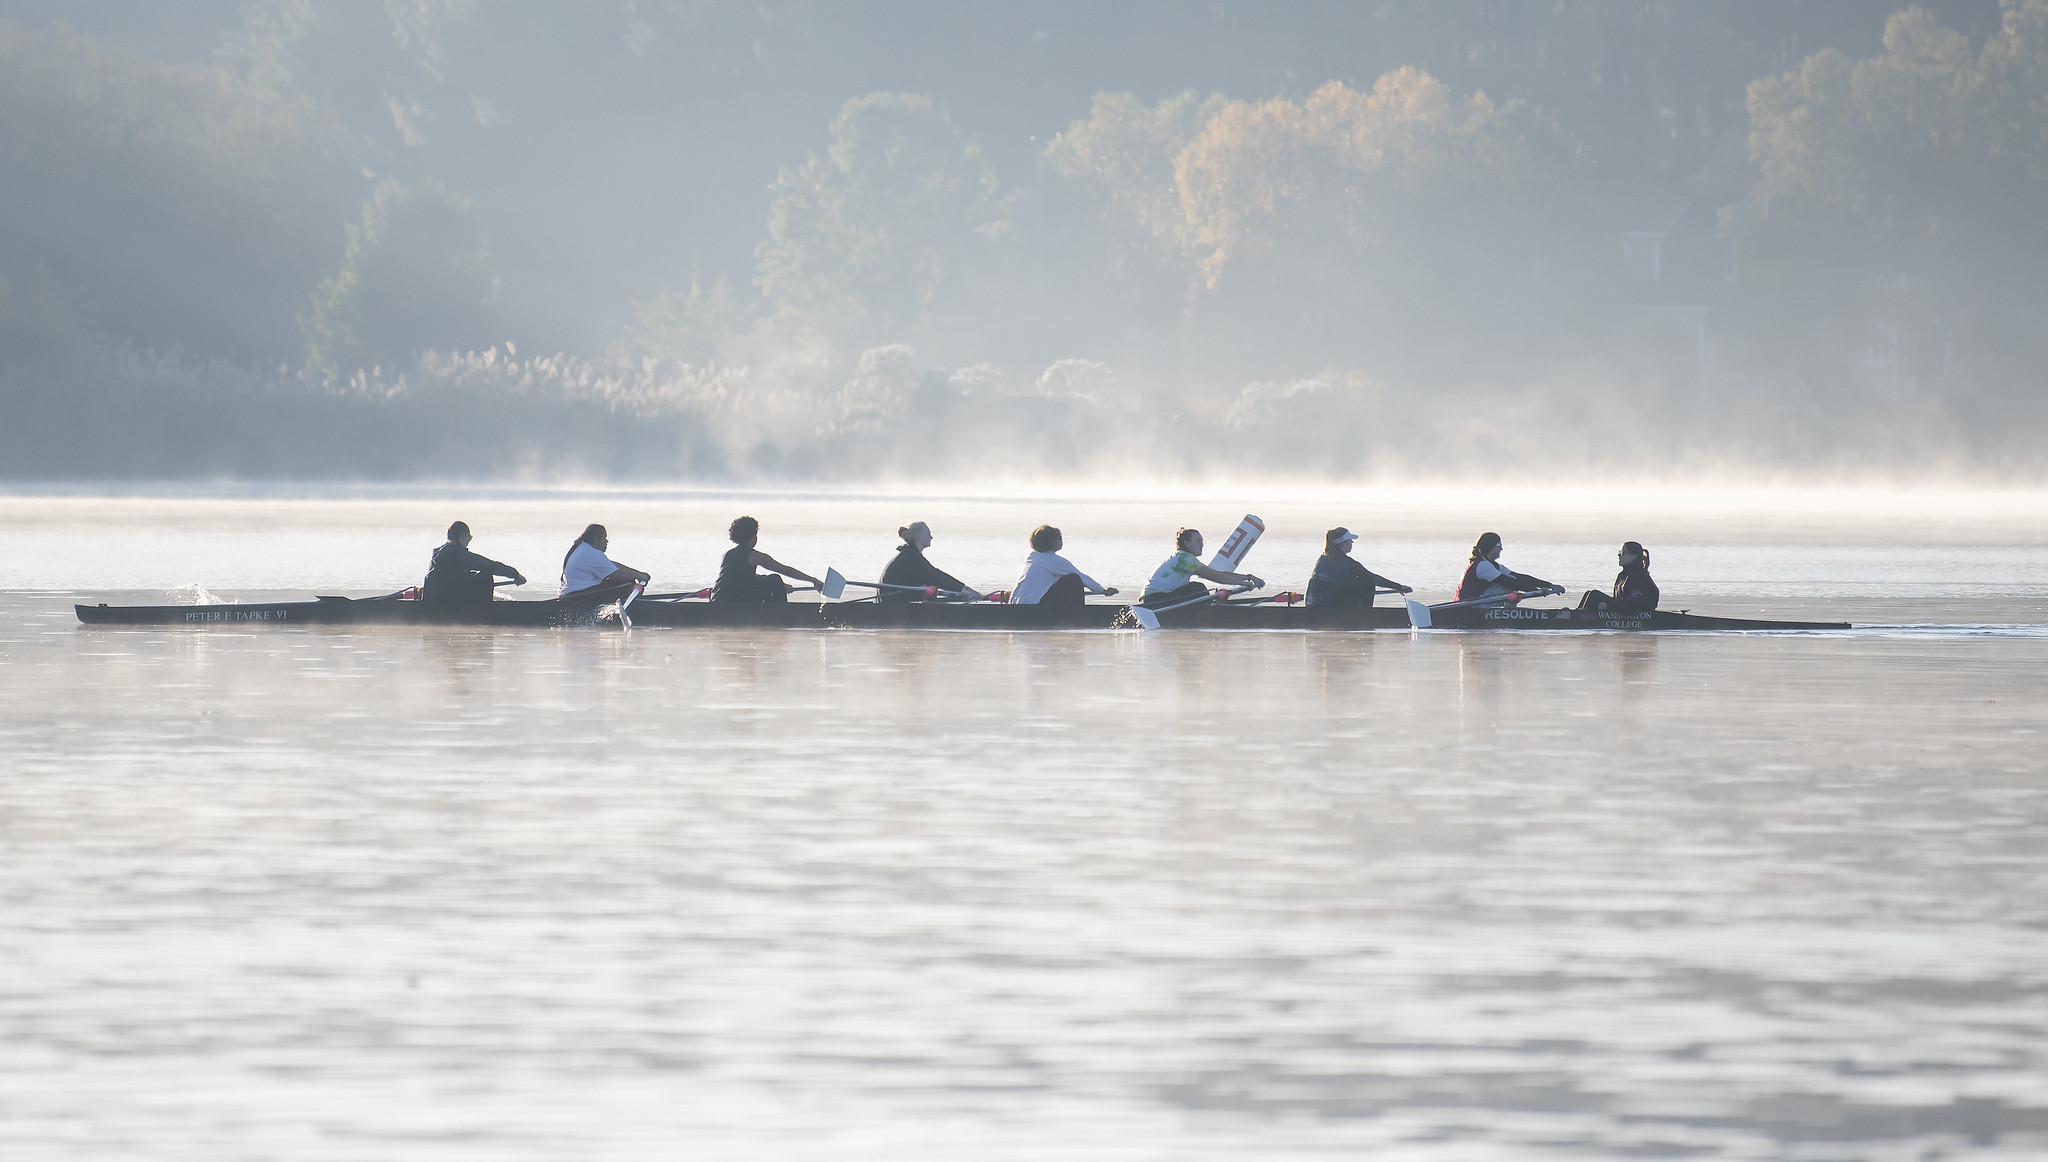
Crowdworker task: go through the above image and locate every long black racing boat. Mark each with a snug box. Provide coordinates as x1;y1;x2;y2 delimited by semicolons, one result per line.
75;580;645;627
74;590;1845;632
75;587;1411;630
626;597;1409;630
1404;598;1849;631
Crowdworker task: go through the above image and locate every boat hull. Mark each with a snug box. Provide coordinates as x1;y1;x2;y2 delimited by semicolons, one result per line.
74;593;1410;630
626;600;1409;630
75;582;642;627
1413;604;1850;631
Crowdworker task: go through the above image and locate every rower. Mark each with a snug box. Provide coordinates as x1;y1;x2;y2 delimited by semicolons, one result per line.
423;520;525;603
1455;532;1560;602
1577;540;1660;613
713;516;821;603
558;523;651;596
880;521;982;602
1140;527;1261;608
1012;525;1117;606
1306;526;1410;608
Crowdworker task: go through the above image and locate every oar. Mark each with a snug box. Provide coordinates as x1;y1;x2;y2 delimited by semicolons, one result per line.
1219;590;1305;607
638;587;713;601
821;567;978;603
1131;583;1256;630
1405;586;1564;629
358;577;524;603
615;582;644;630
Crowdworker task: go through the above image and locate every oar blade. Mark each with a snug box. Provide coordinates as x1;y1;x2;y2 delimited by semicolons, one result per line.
1131;604;1162;631
1404;598;1433;629
822;567;846;600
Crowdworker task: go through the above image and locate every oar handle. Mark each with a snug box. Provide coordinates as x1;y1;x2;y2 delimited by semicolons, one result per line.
836;576;976;600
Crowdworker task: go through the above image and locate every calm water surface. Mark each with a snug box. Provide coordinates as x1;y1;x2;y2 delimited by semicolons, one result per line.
2;489;2045;1160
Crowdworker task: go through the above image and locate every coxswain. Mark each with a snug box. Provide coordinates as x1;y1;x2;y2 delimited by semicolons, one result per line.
423;520;525;603
1455;532;1560;602
1140;527;1262;608
713;516;821;603
1578;540;1660;613
880;521;982;602
1012;525;1117;606
558;524;651;597
1305;526;1410;608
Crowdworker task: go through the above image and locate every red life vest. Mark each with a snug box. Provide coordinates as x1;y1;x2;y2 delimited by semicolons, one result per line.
1455;560;1487;602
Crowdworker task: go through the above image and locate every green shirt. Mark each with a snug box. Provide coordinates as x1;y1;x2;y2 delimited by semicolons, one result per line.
1145;549;1204;595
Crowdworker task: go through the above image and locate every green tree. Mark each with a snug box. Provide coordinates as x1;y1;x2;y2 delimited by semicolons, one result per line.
1741;0;2048;398
302;179;497;378
754;93;1010;345
617;271;746;367
1043;70;1596;383
1043;89;1226;277
0;20;353;360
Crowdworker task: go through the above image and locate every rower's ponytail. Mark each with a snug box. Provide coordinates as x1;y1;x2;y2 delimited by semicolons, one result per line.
562;523;606;576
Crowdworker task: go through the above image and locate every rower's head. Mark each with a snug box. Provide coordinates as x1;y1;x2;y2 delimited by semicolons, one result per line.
899;521;932;550
577;523;608;551
1471;531;1502;562
1619;540;1648;567
1175;527;1202;555
1029;524;1062;553
1325;527;1357;556
447;520;472;547
729;516;759;547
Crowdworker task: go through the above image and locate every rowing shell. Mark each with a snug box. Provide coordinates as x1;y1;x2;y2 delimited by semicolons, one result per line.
75;591;1410;630
74;580;643;627
628;599;1404;630
1408;602;1849;631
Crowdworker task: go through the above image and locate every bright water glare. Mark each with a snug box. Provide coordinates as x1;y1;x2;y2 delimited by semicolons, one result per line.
2;488;2046;1161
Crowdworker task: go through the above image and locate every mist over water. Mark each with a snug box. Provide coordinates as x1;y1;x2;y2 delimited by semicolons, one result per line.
6;1;2048;1155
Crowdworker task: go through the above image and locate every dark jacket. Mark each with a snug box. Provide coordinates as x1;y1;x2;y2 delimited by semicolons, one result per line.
1306;552;1398;608
713;543;785;603
422;541;518;603
879;544;965;602
1611;563;1660;612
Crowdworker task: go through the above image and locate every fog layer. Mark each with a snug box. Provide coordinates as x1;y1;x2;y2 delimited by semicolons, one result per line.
1;1;2041;481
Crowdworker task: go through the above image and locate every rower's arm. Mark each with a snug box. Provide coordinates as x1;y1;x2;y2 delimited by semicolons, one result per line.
1192;562;1263;588
1362;569;1411;594
931;566;980;600
480;555;525;582
751;550;820;588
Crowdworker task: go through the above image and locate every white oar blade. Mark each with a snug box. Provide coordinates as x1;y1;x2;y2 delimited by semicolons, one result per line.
822;567;846;600
1404;598;1433;629
1131;604;1162;631
1208;514;1264;571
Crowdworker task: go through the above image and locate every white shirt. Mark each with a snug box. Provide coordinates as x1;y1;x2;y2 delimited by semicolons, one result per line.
1012;551;1107;605
560;541;617;595
1470;557;1516;598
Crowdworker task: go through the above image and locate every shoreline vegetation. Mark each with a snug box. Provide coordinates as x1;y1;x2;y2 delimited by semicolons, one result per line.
4;4;2046;483
3;340;2043;484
